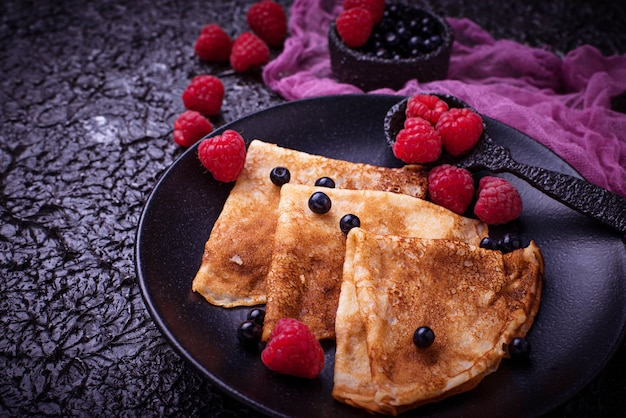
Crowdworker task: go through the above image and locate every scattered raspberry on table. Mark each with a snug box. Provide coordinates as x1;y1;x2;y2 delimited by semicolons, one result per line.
246;0;287;47
173;110;213;147
194;24;233;62
474;176;523;224
428;164;475;215
342;0;385;24
197;130;247;183
230;32;271;73
182;75;225;116
261;318;325;379
335;7;373;48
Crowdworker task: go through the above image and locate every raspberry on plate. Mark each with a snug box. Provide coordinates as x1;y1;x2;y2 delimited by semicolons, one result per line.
261;318;325;379
173;110;213;147
230;32;271;73
182;75;224;117
428;164;474;215
197;130;247;183
436;107;483;156
474;176;523;225
342;0;385;24
392;117;442;164
193;24;233;62
335;7;373;48
406;94;449;125
246;0;287;47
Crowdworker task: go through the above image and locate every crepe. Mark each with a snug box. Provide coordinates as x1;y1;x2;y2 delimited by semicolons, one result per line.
262;184;488;340
192;140;428;307
333;228;544;415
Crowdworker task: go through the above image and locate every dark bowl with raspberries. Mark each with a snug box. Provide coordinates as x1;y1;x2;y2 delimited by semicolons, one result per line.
329;1;454;91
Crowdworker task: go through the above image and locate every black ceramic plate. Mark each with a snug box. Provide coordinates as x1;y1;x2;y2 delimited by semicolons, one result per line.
136;94;626;418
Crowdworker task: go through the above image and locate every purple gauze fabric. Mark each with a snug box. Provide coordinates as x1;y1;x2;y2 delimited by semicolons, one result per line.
263;0;626;198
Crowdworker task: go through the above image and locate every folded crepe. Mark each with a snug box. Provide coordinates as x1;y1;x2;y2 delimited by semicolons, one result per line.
262;184;489;340
333;228;544;415
192;140;428;307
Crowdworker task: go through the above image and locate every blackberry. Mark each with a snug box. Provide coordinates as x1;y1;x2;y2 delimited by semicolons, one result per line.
270;166;290;186
308;191;332;214
360;4;445;60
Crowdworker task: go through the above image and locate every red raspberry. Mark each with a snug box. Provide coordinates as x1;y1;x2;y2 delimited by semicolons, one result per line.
197;130;247;182
342;0;385;24
406;94;449;125
392;117;442;164
230;32;270;73
474;176;523;225
261;318;325;379
435;107;484;156
335;8;373;48
173;110;213;147
428;164;475;215
193;24;233;62
182;75;224;117
246;0;287;47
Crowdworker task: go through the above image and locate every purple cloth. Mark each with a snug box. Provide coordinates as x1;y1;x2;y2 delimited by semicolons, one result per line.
263;0;626;197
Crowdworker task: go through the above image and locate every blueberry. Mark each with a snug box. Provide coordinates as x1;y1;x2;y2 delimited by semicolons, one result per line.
508;337;531;359
315;177;336;188
413;326;435;348
246;308;265;326
308;191;332;214
499;233;522;253
340;214;361;234
479;237;498;250
237;320;262;345
270;166;290;186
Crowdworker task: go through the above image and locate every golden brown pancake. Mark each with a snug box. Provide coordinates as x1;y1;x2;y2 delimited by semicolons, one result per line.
192;140;428;307
262;184;488;340
333;228;544;415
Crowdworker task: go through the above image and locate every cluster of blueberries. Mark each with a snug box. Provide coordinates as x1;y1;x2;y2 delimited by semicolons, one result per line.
361;3;446;60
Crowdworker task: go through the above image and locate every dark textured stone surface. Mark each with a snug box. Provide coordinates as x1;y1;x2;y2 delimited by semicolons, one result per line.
1;0;624;417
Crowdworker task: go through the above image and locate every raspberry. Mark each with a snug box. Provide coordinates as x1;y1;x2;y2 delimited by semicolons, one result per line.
428;164;475;215
230;32;270;73
474;176;523;225
342;0;385;24
246;0;287;47
335;8;373;48
406;94;449;125
173;110;213;147
197;130;247;182
435;107;484;156
392;117;442;164
193;24;233;62
182;75;224;117
261;318;325;379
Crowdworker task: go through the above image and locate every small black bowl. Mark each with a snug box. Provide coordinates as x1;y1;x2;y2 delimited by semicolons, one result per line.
328;6;454;91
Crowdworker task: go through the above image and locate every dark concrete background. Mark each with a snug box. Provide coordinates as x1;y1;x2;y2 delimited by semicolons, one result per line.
1;0;624;416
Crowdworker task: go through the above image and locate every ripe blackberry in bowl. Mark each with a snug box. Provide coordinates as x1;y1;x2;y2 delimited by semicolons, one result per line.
329;2;454;91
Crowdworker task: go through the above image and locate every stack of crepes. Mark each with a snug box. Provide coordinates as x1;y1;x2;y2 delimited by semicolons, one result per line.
192;139;544;414
262;0;626;200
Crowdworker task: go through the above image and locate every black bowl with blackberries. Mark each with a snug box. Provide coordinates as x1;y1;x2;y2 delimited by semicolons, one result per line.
329;2;454;91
